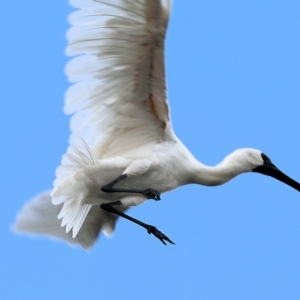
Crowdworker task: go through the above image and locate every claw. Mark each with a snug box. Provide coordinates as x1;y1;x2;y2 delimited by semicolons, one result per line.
147;225;175;245
143;188;161;201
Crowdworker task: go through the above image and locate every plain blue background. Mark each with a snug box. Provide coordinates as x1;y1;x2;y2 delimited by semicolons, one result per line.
1;1;300;299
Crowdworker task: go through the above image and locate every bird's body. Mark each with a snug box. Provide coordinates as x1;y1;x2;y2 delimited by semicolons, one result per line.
53;144;177;208
14;0;300;249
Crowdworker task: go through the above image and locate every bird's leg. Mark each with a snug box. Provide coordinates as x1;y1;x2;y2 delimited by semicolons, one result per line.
101;174;161;200
100;201;175;245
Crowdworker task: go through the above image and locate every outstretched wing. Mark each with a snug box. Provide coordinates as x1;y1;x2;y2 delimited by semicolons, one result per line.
65;0;174;159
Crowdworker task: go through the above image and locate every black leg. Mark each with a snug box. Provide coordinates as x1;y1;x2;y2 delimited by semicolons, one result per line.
100;202;175;245
101;174;161;200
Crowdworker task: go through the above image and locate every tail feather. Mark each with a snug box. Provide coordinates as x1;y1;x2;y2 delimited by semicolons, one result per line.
13;192;89;247
13;192;126;249
13;138;128;249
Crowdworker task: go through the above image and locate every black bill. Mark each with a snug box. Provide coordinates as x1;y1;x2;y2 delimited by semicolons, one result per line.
253;153;300;192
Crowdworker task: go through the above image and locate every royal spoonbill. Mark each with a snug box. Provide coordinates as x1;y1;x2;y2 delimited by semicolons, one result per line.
14;0;300;249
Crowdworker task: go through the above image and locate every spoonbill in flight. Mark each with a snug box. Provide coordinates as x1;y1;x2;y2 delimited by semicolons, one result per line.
14;0;300;249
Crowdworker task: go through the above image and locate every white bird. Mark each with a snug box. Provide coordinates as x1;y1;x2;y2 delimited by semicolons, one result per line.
14;0;300;249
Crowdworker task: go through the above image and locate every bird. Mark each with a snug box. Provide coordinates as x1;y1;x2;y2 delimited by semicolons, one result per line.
14;0;300;249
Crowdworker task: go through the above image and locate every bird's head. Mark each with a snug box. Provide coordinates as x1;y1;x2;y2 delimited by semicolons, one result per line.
223;148;300;192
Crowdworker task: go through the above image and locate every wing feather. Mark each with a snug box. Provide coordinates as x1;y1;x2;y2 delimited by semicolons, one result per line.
65;0;174;159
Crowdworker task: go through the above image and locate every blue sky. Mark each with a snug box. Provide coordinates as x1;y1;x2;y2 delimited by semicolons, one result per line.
1;1;300;299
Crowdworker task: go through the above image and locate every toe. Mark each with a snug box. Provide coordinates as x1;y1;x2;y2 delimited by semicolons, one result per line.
146;225;175;245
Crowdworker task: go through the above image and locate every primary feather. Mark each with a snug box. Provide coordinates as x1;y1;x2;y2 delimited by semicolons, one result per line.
65;0;173;159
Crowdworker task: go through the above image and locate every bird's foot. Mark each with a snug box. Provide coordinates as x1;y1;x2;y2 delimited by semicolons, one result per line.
143;188;161;201
147;225;175;245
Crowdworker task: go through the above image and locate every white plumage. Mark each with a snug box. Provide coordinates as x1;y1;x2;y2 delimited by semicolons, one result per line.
14;0;300;249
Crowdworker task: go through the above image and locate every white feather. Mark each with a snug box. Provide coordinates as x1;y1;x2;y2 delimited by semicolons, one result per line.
15;0;293;250
65;0;173;158
14;192;129;249
44;0;174;240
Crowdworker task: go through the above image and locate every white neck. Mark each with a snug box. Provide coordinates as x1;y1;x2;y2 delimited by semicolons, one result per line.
189;150;257;186
190;162;239;186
